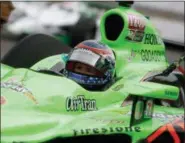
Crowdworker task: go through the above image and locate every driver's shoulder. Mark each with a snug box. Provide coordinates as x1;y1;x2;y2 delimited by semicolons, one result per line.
31;54;67;71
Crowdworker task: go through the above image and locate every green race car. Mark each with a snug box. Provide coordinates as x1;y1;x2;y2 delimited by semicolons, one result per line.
1;2;184;143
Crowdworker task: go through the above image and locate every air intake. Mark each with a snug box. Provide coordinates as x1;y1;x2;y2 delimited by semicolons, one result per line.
105;14;124;41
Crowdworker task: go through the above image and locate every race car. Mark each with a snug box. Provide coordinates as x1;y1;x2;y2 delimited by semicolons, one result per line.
1;2;184;143
2;2;98;47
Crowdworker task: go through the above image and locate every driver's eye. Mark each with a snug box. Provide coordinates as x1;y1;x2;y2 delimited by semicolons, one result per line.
87;68;94;73
76;66;82;70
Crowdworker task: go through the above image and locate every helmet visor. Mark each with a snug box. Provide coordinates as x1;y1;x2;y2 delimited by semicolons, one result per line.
69;48;100;67
67;48;112;77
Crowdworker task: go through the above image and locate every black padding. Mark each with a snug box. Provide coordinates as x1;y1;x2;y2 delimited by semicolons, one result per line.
45;134;131;143
2;34;71;68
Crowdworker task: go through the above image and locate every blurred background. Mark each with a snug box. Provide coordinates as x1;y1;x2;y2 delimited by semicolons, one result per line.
1;1;184;66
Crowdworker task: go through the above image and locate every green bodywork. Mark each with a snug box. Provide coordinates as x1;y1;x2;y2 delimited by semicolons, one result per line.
1;4;184;143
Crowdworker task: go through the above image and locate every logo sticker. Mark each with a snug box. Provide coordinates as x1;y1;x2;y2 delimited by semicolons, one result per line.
1;81;38;104
127;111;184;122
112;84;124;91
128;49;165;62
134;100;144;120
165;90;178;97
73;126;141;136
145;100;154;118
126;30;145;42
144;34;163;45
128;14;146;31
126;14;146;42
88;117;125;125
66;95;97;111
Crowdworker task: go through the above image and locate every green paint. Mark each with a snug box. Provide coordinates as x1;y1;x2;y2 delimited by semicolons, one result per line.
1;4;183;143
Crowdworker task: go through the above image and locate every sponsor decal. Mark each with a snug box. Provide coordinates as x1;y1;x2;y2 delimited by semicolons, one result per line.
144;33;163;45
112;84;124;91
126;30;144;42
127;111;184;122
1;81;38;104
128;50;137;62
129;49;165;62
126;14;146;42
165;90;178;97
66;95;97;111
130;98;161;126
145;100;154;118
0;96;6;105
109;109;130;115
88;117;124;124
130;98;146;126
126;15;163;45
152;113;184;121
128;14;146;31
134;100;144;120
73;126;141;136
140;49;165;62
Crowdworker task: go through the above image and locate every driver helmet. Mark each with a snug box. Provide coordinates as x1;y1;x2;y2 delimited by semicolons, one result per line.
63;40;116;90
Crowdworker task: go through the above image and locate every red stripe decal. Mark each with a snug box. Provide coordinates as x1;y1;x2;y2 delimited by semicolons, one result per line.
167;124;180;143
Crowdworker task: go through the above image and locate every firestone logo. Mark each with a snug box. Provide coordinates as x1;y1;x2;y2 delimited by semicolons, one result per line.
73;126;141;136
